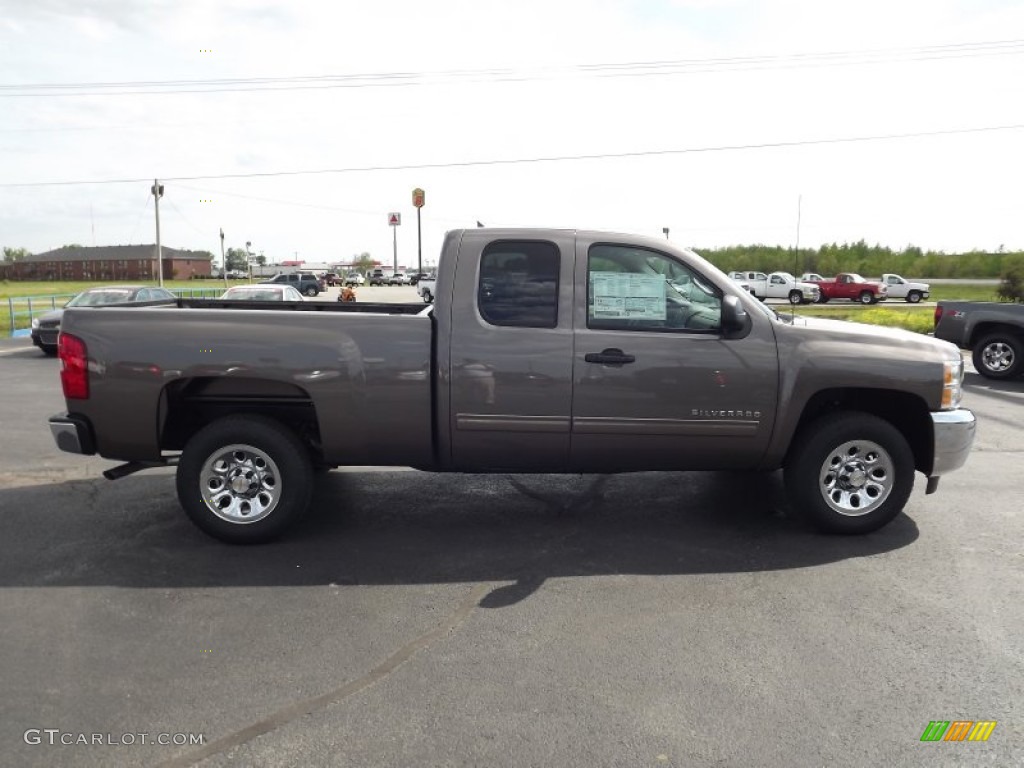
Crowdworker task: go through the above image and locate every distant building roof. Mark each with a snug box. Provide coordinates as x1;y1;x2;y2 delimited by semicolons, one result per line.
24;245;213;263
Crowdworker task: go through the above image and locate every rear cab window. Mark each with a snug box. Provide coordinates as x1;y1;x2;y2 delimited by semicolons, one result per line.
476;240;560;328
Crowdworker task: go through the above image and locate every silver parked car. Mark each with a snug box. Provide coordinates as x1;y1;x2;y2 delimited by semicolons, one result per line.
31;285;176;356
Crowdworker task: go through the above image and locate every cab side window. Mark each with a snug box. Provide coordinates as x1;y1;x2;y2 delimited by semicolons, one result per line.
587;244;722;332
477;241;559;328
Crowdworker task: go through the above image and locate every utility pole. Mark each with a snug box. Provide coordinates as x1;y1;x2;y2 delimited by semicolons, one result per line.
152;179;165;286
794;195;802;277
246;241;253;283
220;228;228;289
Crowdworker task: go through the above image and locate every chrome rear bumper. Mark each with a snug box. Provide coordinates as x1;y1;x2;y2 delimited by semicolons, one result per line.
49;413;96;455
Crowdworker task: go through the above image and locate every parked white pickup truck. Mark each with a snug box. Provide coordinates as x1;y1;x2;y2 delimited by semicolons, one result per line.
729;271;820;304
880;274;930;303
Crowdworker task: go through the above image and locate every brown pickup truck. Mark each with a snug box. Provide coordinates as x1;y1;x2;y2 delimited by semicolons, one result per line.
49;228;975;543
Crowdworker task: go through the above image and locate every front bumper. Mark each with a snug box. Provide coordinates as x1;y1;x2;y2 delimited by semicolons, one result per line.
49;412;96;455
930;408;976;476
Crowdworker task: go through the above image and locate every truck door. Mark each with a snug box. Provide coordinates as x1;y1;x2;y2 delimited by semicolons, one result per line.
445;231;576;471
570;236;779;472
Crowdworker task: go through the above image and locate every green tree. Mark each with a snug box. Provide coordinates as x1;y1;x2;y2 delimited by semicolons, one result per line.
997;268;1024;303
225;247;249;272
2;246;31;261
352;252;375;272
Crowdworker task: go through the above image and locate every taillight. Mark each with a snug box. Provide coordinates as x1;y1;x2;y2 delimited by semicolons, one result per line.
59;333;89;399
934;305;943;327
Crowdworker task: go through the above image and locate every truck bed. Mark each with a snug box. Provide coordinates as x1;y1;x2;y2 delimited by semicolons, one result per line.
58;302;436;467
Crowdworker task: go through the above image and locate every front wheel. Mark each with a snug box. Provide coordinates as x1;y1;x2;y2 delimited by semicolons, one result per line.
784;411;914;534
422;289;433;303
906;291;922;303
176;415;314;544
972;333;1023;379
858;291;873;305
788;290;802;305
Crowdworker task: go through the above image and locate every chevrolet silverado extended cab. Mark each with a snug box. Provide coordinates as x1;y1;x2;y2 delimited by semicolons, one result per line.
934;300;1024;379
49;228;975;543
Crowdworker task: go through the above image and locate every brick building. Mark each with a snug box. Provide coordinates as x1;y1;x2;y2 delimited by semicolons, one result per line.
3;245;213;281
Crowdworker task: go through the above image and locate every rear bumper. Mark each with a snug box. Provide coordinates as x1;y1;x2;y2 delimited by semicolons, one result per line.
930;408;976;476
49;412;97;455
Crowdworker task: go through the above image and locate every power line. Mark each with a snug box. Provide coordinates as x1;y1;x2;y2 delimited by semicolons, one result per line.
1;39;1021;98
2;122;1023;189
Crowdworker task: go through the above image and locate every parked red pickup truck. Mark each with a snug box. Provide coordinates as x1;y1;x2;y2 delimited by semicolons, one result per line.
48;228;974;543
808;273;887;304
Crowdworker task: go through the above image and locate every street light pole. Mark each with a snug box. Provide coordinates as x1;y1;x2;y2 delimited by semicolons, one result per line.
662;227;670;241
152;179;165;286
246;241;253;283
220;228;228;289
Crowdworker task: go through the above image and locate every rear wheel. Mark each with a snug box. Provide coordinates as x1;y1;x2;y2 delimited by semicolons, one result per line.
858;291;873;305
784;411;914;534
41;344;58;357
304;286;317;297
972;333;1023;379
176;415;314;544
422;289;433;303
788;290;802;305
817;294;829;304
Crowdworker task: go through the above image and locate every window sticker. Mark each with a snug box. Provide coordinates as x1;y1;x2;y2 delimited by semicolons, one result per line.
590;272;666;320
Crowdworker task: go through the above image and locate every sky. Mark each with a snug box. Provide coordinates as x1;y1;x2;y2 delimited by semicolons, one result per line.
1;0;1023;270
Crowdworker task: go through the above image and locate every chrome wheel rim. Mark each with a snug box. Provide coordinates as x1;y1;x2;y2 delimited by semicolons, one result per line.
200;443;281;524
981;342;1014;373
818;439;894;516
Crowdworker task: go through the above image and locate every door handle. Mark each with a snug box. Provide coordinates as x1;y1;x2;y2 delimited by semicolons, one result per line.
584;348;636;366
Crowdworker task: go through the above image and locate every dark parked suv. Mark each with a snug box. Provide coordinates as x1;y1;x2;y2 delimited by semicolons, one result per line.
262;272;323;297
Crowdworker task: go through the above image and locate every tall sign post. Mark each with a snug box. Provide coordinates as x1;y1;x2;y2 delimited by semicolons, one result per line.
151;180;165;286
412;188;425;277
388;212;401;272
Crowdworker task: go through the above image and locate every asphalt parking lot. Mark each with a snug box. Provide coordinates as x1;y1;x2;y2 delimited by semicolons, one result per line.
0;334;1021;767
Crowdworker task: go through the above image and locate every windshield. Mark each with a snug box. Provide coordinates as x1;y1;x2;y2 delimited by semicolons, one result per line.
66;289;134;307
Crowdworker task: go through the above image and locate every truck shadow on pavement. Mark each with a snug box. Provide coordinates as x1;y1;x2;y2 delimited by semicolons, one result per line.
0;469;919;607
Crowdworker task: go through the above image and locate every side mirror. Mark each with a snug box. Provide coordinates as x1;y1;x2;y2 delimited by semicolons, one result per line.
721;294;751;337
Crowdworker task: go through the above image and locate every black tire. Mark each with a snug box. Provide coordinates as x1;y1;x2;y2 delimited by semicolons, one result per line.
858;291;873;305
788;290;802;305
304;286;317;297
784;411;914;534
176;415;314;544
972;332;1024;380
41;345;58;357
906;291;922;303
817;294;829;304
422;290;433;304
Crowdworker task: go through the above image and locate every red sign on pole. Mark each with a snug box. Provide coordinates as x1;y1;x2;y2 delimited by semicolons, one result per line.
412;188;425;208
388;212;401;226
